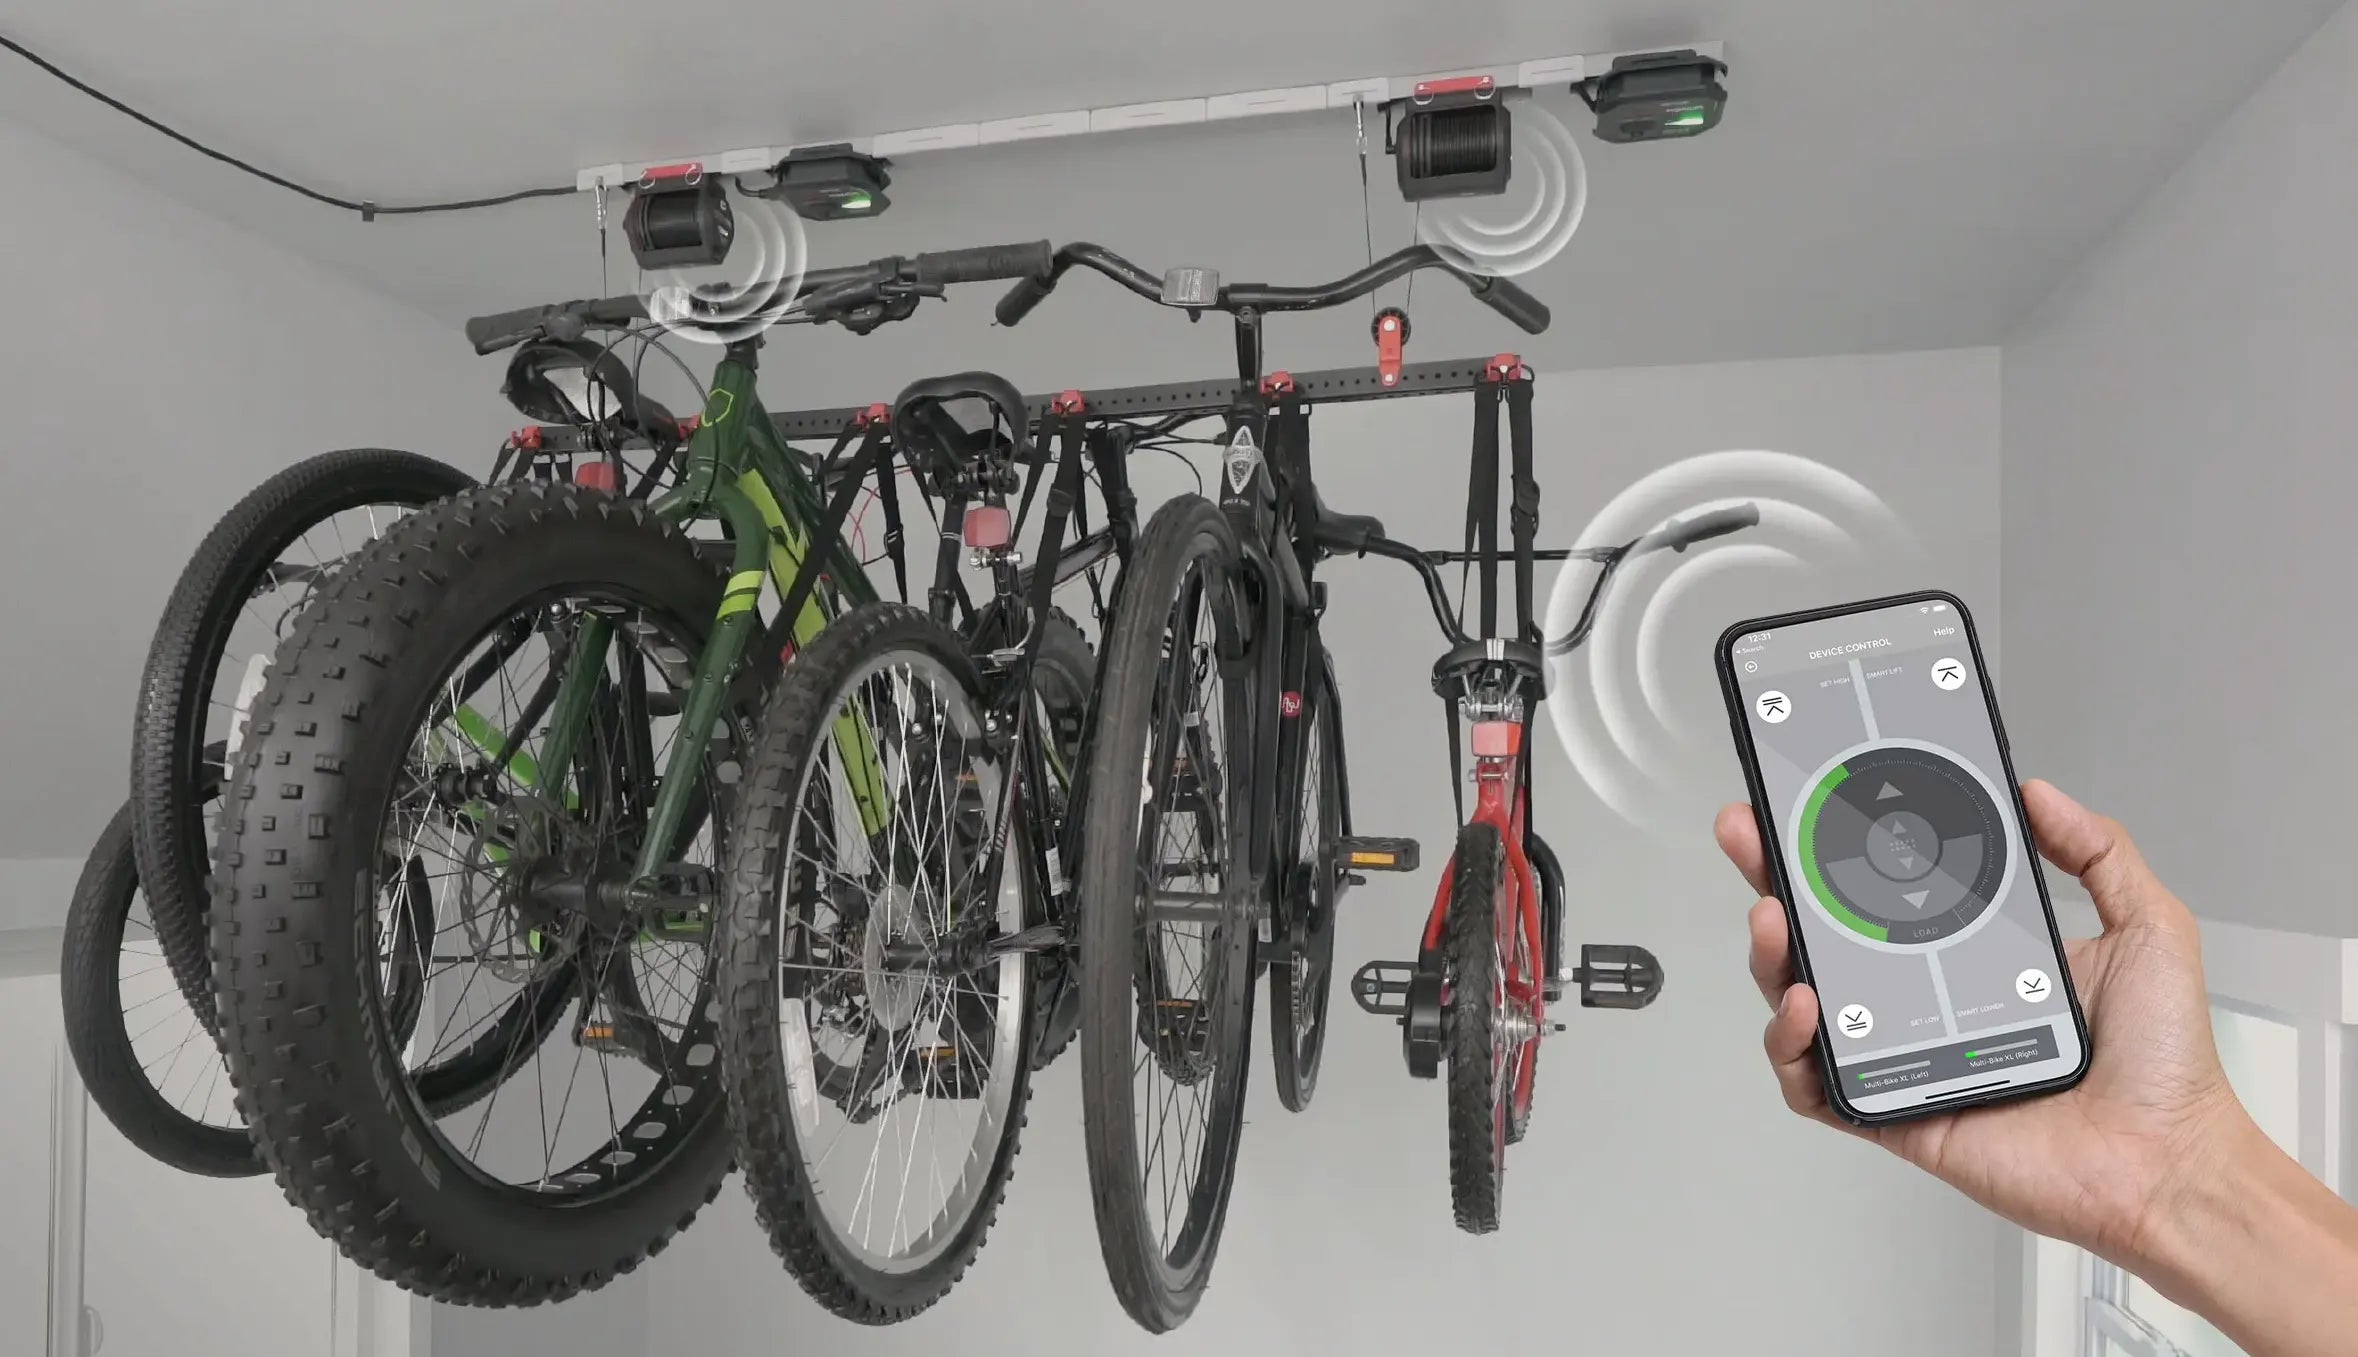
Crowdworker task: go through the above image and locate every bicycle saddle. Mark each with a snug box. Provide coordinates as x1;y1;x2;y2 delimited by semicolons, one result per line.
1303;483;1384;557
501;337;679;436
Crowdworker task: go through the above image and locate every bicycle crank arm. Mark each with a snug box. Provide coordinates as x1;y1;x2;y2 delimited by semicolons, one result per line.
1349;957;1446;1079
879;924;1068;976
984;924;1066;957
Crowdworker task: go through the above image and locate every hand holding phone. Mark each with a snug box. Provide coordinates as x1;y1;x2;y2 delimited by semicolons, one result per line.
1716;783;2272;1286
1718;593;2088;1121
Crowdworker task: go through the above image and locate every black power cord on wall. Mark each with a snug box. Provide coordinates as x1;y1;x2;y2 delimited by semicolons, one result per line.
0;32;577;220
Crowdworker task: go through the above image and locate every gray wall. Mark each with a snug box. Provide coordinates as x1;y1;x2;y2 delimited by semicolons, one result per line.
646;346;2008;1357
2001;0;2358;936
0;112;508;871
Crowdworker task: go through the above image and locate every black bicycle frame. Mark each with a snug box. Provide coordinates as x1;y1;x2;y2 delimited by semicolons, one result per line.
1210;311;1332;938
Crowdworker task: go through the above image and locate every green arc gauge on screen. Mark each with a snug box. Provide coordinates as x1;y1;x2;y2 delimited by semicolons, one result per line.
1794;743;2010;947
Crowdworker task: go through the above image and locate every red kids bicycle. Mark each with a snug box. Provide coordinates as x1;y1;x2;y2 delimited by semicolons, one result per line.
1349;358;1757;1232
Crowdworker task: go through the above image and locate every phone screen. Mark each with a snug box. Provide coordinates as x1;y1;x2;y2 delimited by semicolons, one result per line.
1724;596;2085;1117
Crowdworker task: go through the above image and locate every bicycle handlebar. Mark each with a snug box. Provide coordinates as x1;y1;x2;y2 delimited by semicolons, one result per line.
465;295;649;355
993;242;1551;335
1633;503;1761;555
463;241;1055;355
911;241;1053;287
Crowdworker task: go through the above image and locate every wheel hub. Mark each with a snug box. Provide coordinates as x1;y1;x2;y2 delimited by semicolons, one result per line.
862;881;930;1030
1499;1003;1538;1047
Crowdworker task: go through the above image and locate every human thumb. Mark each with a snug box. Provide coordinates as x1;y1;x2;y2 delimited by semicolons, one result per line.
2020;779;2176;935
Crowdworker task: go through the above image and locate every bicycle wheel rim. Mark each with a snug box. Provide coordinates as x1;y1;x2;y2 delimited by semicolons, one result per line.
772;646;1027;1275
1123;555;1251;1281
1277;681;1339;1092
368;585;730;1205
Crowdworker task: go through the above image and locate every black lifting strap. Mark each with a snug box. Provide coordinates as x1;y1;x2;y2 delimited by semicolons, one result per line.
871;425;909;603
1505;373;1539;641
1446;677;1466;824
1018;411;1092;669
771;417;887;655
1268;394;1311;559
1465;383;1502;638
1084;424;1138;625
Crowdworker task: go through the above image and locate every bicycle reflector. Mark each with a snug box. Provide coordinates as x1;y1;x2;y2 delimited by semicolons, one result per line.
1389;77;1513;201
623;167;734;269
1577;50;1729;144
765;144;892;221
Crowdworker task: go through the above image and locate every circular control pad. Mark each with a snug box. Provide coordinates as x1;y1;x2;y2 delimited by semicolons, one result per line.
1797;745;2008;946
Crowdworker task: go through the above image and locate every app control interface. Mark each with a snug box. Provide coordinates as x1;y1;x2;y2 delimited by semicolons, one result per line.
1728;600;2082;1115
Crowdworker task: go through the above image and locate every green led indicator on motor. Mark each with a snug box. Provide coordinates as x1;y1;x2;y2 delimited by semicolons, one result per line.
1667;108;1708;127
839;191;873;212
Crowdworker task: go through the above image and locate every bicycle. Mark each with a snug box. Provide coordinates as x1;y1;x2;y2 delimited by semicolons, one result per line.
84;397;686;1174
992;241;1551;1329
714;369;1120;1322
1346;466;1760;1232
65;786;254;1176
207;242;1059;1303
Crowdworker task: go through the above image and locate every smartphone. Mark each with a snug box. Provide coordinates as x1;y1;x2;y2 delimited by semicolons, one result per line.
1715;591;2088;1124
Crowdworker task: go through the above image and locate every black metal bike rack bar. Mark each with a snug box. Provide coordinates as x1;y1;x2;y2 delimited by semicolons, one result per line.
766;357;1514;441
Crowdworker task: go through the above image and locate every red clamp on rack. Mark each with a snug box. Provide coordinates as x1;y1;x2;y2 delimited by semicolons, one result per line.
509;426;543;451
638;161;704;187
575;461;620;494
674;414;701;437
1470;720;1523;758
851;402;891;428
1049;390;1086;416
1412;74;1497;104
1484;353;1527;383
1372;309;1410;388
1260;371;1297;398
963;505;1013;549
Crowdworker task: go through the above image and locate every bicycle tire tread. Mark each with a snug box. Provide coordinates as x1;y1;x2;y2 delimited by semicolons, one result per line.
61;802;260;1177
1446;822;1505;1234
212;481;728;1306
718;603;1033;1324
1076;497;1252;1333
133;448;473;1032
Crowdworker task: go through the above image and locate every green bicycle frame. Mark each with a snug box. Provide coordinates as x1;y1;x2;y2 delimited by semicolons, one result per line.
528;343;886;886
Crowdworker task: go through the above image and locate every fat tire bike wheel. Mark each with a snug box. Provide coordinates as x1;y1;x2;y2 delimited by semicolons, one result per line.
719;603;1036;1324
61;797;257;1177
132;448;472;1029
65;778;472;1176
1075;495;1256;1333
213;482;740;1305
1268;652;1343;1112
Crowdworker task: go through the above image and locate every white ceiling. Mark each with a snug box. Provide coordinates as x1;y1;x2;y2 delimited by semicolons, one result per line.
0;0;2342;375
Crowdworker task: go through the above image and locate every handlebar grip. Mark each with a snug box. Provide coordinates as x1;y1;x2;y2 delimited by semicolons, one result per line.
914;240;1054;287
994;273;1057;327
464;295;649;354
465;304;559;355
1644;503;1761;554
1468;274;1551;335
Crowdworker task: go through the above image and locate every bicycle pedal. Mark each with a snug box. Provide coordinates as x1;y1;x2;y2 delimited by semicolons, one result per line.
576;1020;627;1053
1349;960;1414;1017
1335;836;1420;873
1574;944;1665;1010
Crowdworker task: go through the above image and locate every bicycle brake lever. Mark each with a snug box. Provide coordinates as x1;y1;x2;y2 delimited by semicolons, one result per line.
836;294;923;336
